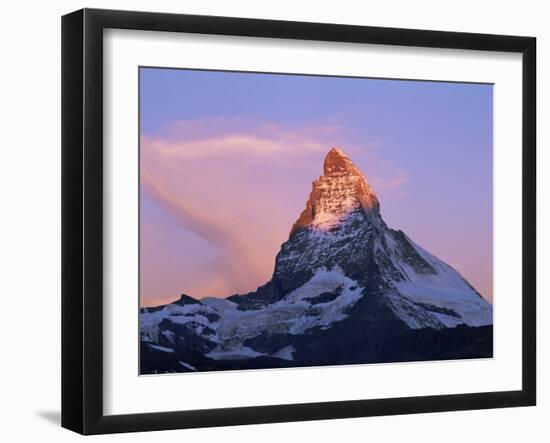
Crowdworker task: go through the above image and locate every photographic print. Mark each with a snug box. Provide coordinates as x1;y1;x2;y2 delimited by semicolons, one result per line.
139;68;493;375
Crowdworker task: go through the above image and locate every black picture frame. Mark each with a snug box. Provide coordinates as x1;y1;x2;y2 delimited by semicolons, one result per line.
61;8;536;435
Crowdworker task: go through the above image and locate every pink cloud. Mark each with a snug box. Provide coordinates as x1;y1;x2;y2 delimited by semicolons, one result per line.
140;118;409;304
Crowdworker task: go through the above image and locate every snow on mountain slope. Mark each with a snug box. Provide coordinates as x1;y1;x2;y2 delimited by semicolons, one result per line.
141;266;363;360
390;233;492;327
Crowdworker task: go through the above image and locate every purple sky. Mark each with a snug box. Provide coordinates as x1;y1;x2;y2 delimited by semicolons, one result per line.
140;68;493;307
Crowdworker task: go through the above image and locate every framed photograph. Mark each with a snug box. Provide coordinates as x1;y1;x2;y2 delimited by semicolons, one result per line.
62;8;536;435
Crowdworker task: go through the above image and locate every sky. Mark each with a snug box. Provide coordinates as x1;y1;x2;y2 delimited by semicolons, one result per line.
139;67;493;307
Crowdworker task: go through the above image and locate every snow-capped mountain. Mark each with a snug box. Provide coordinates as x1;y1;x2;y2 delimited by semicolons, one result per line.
140;148;493;373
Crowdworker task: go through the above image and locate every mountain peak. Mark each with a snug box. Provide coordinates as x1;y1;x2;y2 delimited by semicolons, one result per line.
323;147;354;175
290;147;380;236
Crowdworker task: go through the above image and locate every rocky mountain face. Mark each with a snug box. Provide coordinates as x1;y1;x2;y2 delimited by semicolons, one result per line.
289;147;380;236
140;148;493;374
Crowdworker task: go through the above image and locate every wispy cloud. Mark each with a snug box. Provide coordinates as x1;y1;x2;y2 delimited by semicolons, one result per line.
141;117;340;163
140;117;409;303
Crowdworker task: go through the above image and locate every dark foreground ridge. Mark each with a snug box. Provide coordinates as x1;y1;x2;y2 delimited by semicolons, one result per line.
141;325;493;374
